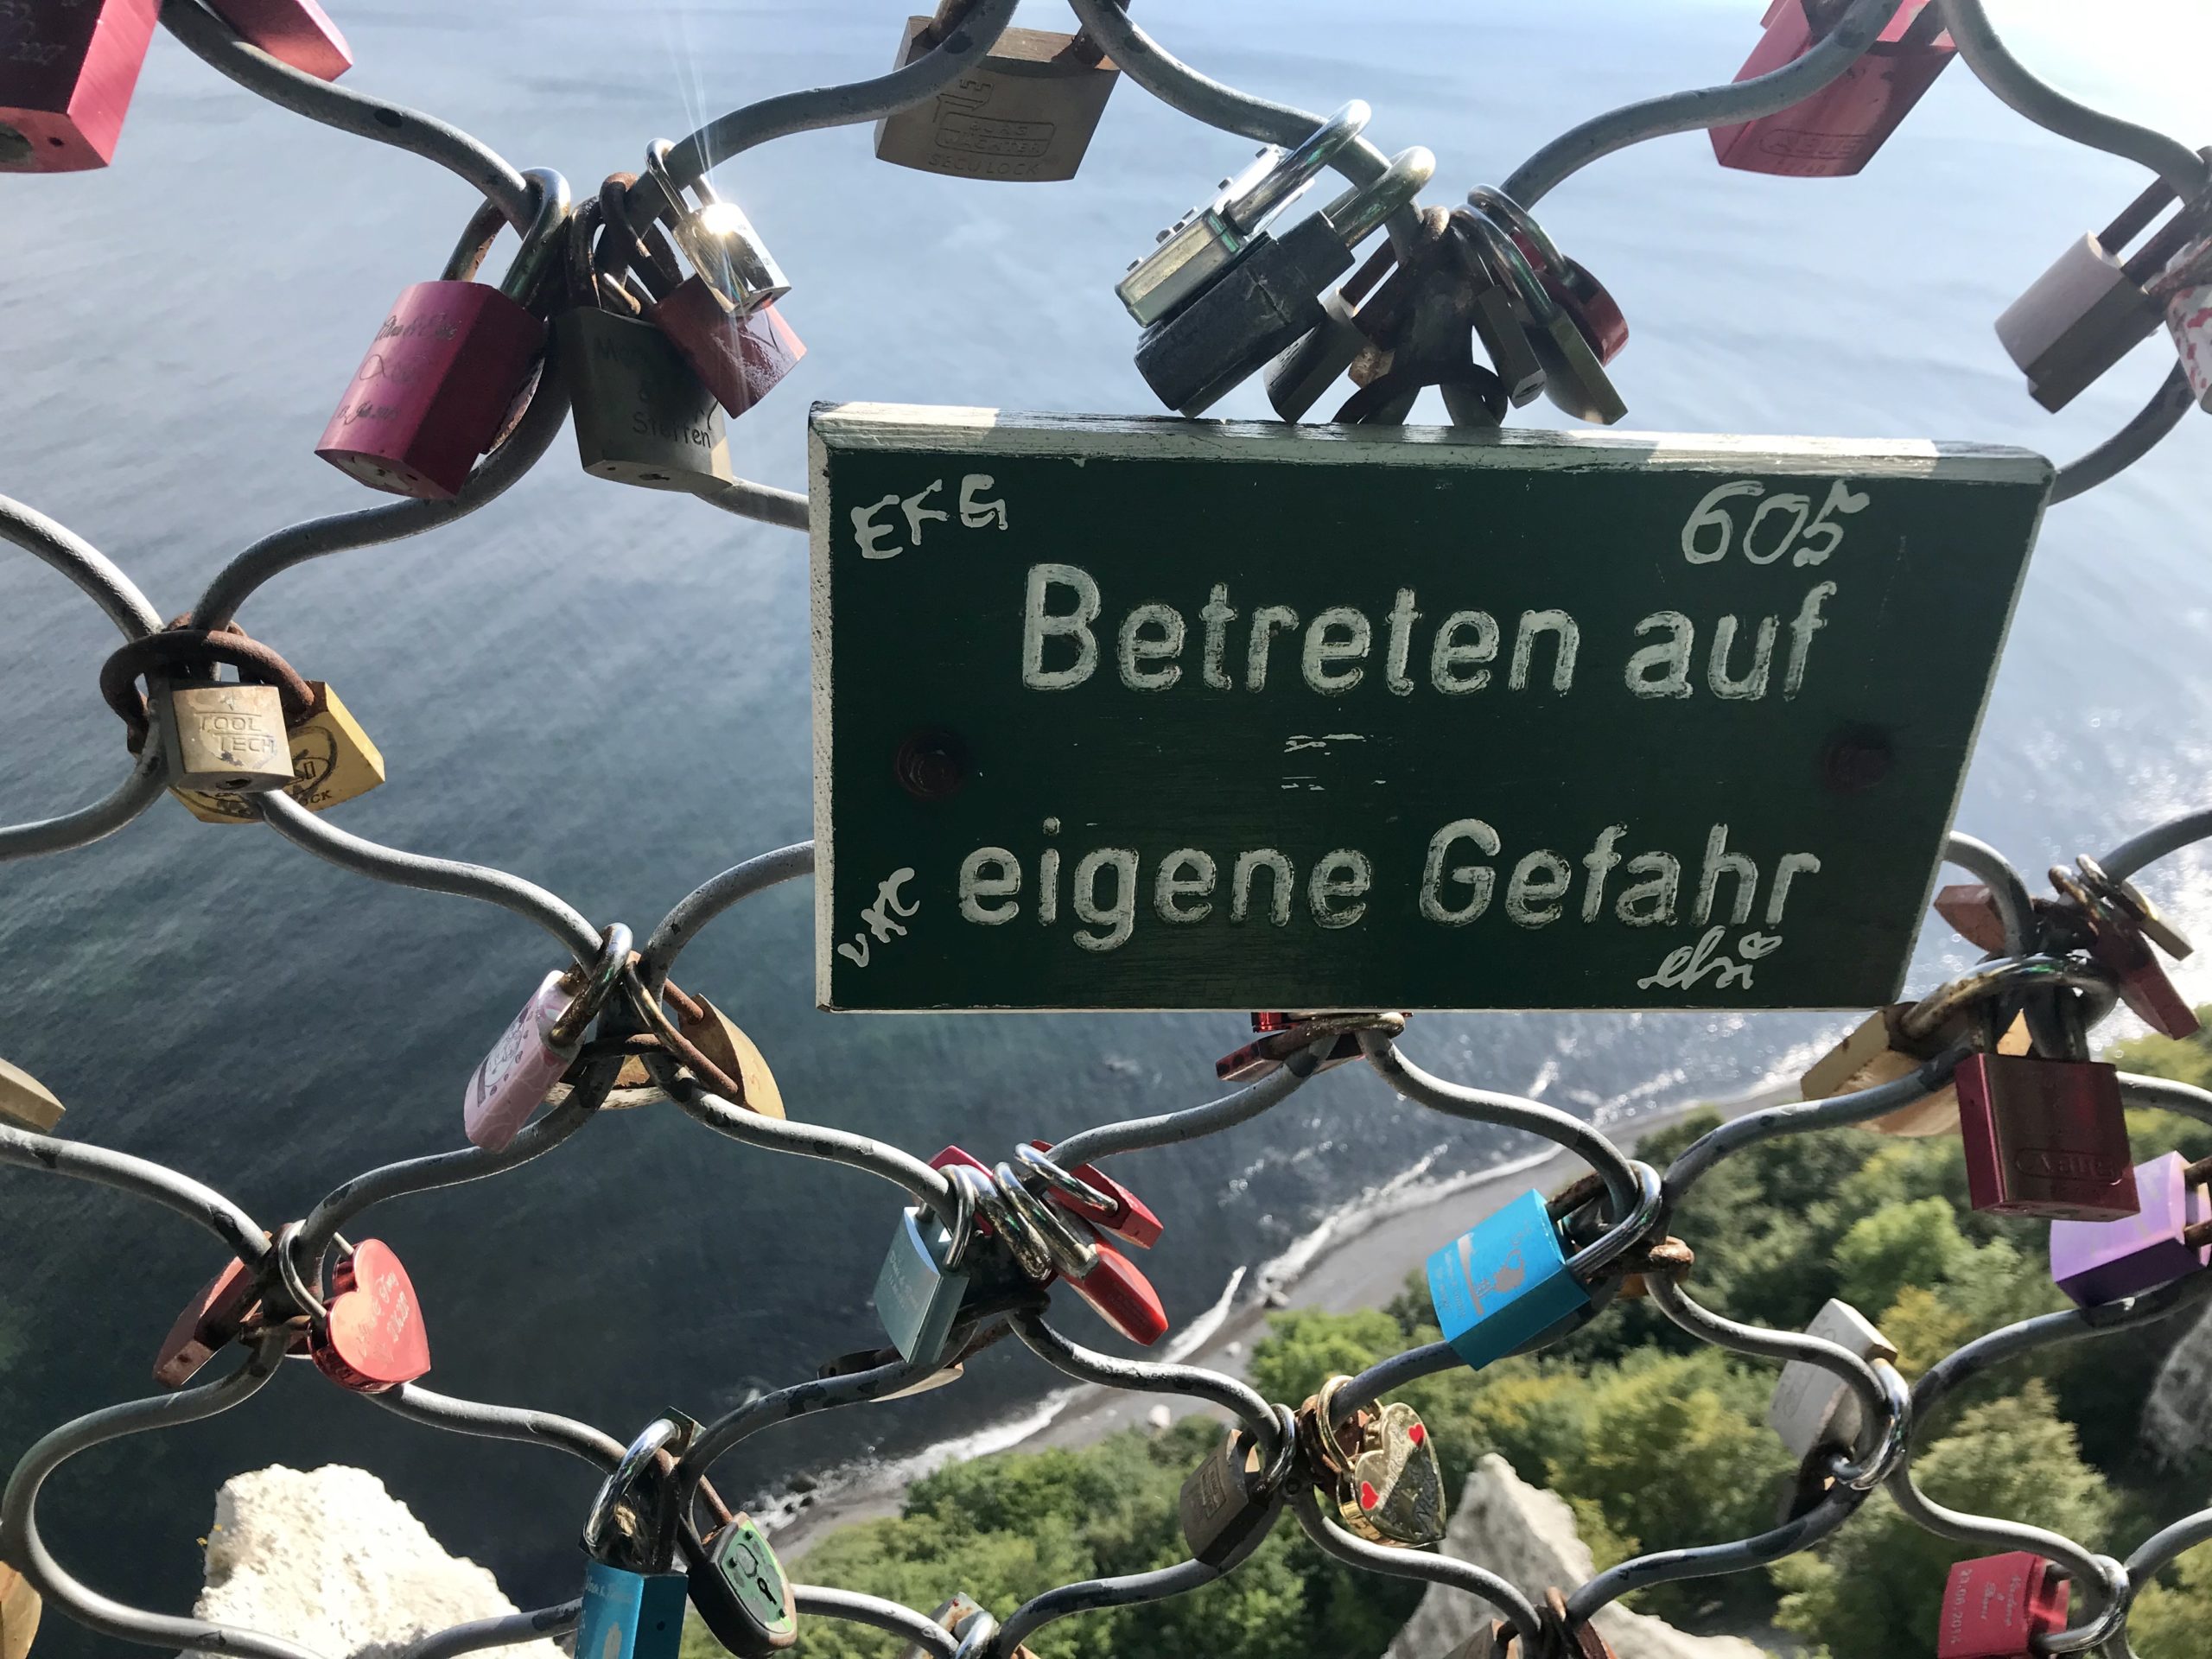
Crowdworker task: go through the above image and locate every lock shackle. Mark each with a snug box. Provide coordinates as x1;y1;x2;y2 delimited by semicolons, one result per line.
644;137;715;220
1453;207;1561;325
993;1160;1099;1278
1319;146;1435;251
1010;1142;1116;1213
1467;186;1567;282
583;1416;682;1567
954;1164;1053;1280
567;200;640;320
645;139;791;315
99;628;316;752
1563;1159;1664;1284
1233;1401;1300;1495
929;1160;977;1271
441;168;572;305
548;925;632;1049
1826;1356;1911;1493
948;1606;998;1659
1227;100;1370;235
1897;953;2113;1042
267;1219;330;1327
597;173;687;304
2075;855;2192;957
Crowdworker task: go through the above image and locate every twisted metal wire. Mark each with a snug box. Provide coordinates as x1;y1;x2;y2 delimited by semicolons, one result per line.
3;3;2210;1658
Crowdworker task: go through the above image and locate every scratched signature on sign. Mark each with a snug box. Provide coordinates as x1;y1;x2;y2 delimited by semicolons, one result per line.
1635;925;1783;992
836;868;920;968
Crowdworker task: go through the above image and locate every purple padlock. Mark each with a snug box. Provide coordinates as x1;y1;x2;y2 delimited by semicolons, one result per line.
461;928;628;1151
2049;1152;2212;1307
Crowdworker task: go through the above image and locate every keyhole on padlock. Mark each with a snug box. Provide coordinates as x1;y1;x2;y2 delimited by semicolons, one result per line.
893;728;969;801
1820;724;1894;793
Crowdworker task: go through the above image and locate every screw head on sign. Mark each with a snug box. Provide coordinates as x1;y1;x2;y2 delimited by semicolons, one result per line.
893;728;969;801
1820;725;1894;794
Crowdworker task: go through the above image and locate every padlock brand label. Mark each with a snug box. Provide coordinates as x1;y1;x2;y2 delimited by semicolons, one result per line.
811;408;2050;1012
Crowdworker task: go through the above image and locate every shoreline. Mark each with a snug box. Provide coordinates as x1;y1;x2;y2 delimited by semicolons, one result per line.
772;1080;1788;1561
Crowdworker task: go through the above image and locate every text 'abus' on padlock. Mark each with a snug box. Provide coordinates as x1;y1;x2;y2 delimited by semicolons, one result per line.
557;200;734;491
1767;1298;1897;1465
1955;1052;2139;1221
172;680;385;823
874;0;1118;183
1427;1188;1589;1372
316;171;569;500
2049;1151;2212;1306
1995;162;2210;413
1709;0;1954;178
0;0;159;173
160;680;298;794
462;929;627;1151
200;0;351;80
1938;1553;2069;1659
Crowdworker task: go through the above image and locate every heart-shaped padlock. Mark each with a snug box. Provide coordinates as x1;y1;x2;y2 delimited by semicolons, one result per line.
1320;1380;1446;1547
308;1239;431;1394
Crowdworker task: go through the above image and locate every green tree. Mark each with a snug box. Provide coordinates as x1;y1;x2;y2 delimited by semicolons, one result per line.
1833;1197;1973;1320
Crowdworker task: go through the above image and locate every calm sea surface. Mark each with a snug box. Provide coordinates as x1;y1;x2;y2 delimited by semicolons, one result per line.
1;2;2206;1648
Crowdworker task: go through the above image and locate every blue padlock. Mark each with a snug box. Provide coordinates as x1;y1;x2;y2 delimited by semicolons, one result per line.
576;1417;692;1659
575;1557;688;1659
1427;1188;1589;1370
873;1203;972;1366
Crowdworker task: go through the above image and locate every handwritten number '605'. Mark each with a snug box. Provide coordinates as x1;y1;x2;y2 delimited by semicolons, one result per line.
1680;478;1869;567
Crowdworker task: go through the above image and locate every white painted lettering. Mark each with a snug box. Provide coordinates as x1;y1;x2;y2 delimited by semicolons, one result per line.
1625;611;1694;699
1509;609;1578;692
1421;818;1500;924
1230;849;1294;925
957;848;1020;924
1118;602;1186;691
1430;611;1498;694
1072;849;1139;951
1506;850;1572;926
1302;607;1372;694
1022;563;1101;690
1309;849;1371;928
1155;849;1217;923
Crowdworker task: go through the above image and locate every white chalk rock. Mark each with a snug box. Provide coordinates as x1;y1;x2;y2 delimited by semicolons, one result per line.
1385;1455;1769;1659
188;1465;566;1659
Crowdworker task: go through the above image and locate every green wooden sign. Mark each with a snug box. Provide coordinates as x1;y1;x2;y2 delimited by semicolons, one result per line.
810;405;2050;1013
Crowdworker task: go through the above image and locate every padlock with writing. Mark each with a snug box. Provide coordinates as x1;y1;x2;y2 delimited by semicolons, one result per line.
1117;105;1368;329
556;199;733;492
874;0;1118;183
1709;0;1954;178
1179;1414;1294;1570
1459;201;1624;424
317;169;569;499
575;1419;690;1659
2050;1151;2212;1306
1996;162;2210;413
200;0;351;80
1956;1052;2138;1221
1299;1376;1446;1547
172;680;385;823
0;0;159;173
462;927;629;1151
1938;1552;2069;1659
1134;146;1434;416
307;1237;430;1394
160;681;300;795
0;1056;63;1134
626;238;804;421
683;1512;798;1657
1768;1298;1897;1466
1428;1186;1592;1372
1801;1001;2031;1137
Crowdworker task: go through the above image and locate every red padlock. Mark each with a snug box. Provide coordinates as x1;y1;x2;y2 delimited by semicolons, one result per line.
646;284;804;419
1710;0;1955;179
201;0;352;82
308;1238;432;1393
153;1255;264;1389
0;0;161;174
1937;1552;2069;1659
316;170;569;500
1955;1052;2139;1221
1027;1140;1163;1249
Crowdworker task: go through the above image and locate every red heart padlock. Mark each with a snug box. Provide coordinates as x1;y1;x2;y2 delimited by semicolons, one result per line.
308;1239;431;1393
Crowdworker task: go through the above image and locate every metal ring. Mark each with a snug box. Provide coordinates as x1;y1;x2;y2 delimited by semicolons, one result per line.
1564;1160;1665;1282
1898;954;2116;1041
1453;207;1560;322
549;925;633;1048
1253;1402;1300;1494
994;1161;1100;1278
1467;184;1567;278
1225;99;1370;232
1313;1375;1363;1472
2041;1555;2133;1655
1829;1357;1911;1491
582;1417;678;1560
933;1162;977;1273
1012;1143;1116;1211
959;1166;1052;1281
271;1220;327;1326
950;1607;997;1659
1318;147;1437;250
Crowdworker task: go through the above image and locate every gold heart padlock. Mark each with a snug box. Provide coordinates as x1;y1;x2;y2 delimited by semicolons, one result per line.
1319;1376;1446;1547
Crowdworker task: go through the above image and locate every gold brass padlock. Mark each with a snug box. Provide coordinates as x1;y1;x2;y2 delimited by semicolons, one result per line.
0;1562;40;1659
680;995;787;1120
873;0;1118;183
1801;1004;2030;1136
170;681;385;823
159;680;296;794
0;1057;65;1134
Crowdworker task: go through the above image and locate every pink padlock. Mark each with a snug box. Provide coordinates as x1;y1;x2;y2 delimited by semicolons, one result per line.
2164;284;2212;410
317;171;569;500
461;927;628;1151
647;287;806;417
0;0;162;174
1709;0;1955;178
202;0;352;82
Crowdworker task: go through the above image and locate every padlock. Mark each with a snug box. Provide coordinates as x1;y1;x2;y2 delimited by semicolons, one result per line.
153;1252;264;1388
1117;105;1370;328
1458;203;1624;424
160;682;299;794
1955;1052;2138;1221
1217;1010;1405;1084
1709;0;1954;178
171;680;385;823
1449;212;1546;406
1467;186;1628;366
576;1419;690;1659
200;0;351;80
2165;277;2212;410
1768;1299;1897;1465
2047;861;2198;1039
678;995;785;1119
0;0;159;173
1179;1416;1292;1570
316;169;570;500
1299;1376;1446;1547
641;141;788;317
1801;1003;2031;1137
307;1238;431;1393
1937;1552;2069;1659
684;1512;798;1657
2050;1151;2212;1307
1023;1140;1160;1247
1428;1187;1592;1372
1450;1589;1618;1659
0;1056;64;1134
462;927;629;1151
874;0;1118;183
1996;162;2210;413
873;1197;976;1367
557;198;733;492
0;1563;37;1659
1133;146;1434;416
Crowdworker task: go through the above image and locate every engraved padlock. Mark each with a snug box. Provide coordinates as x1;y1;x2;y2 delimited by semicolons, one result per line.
1709;0;1954;178
100;627;312;795
316;168;570;499
556;197;734;492
462;926;630;1151
171;680;385;823
1996;161;2211;413
874;0;1119;183
0;0;160;173
200;0;351;80
1956;1051;2138;1222
2153;235;2212;410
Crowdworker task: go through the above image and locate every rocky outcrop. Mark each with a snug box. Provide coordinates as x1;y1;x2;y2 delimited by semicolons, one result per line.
2142;1306;2212;1465
189;1465;565;1659
1385;1455;1770;1659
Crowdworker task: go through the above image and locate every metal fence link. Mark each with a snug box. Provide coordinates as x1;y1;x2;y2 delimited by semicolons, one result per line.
3;2;2211;1656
